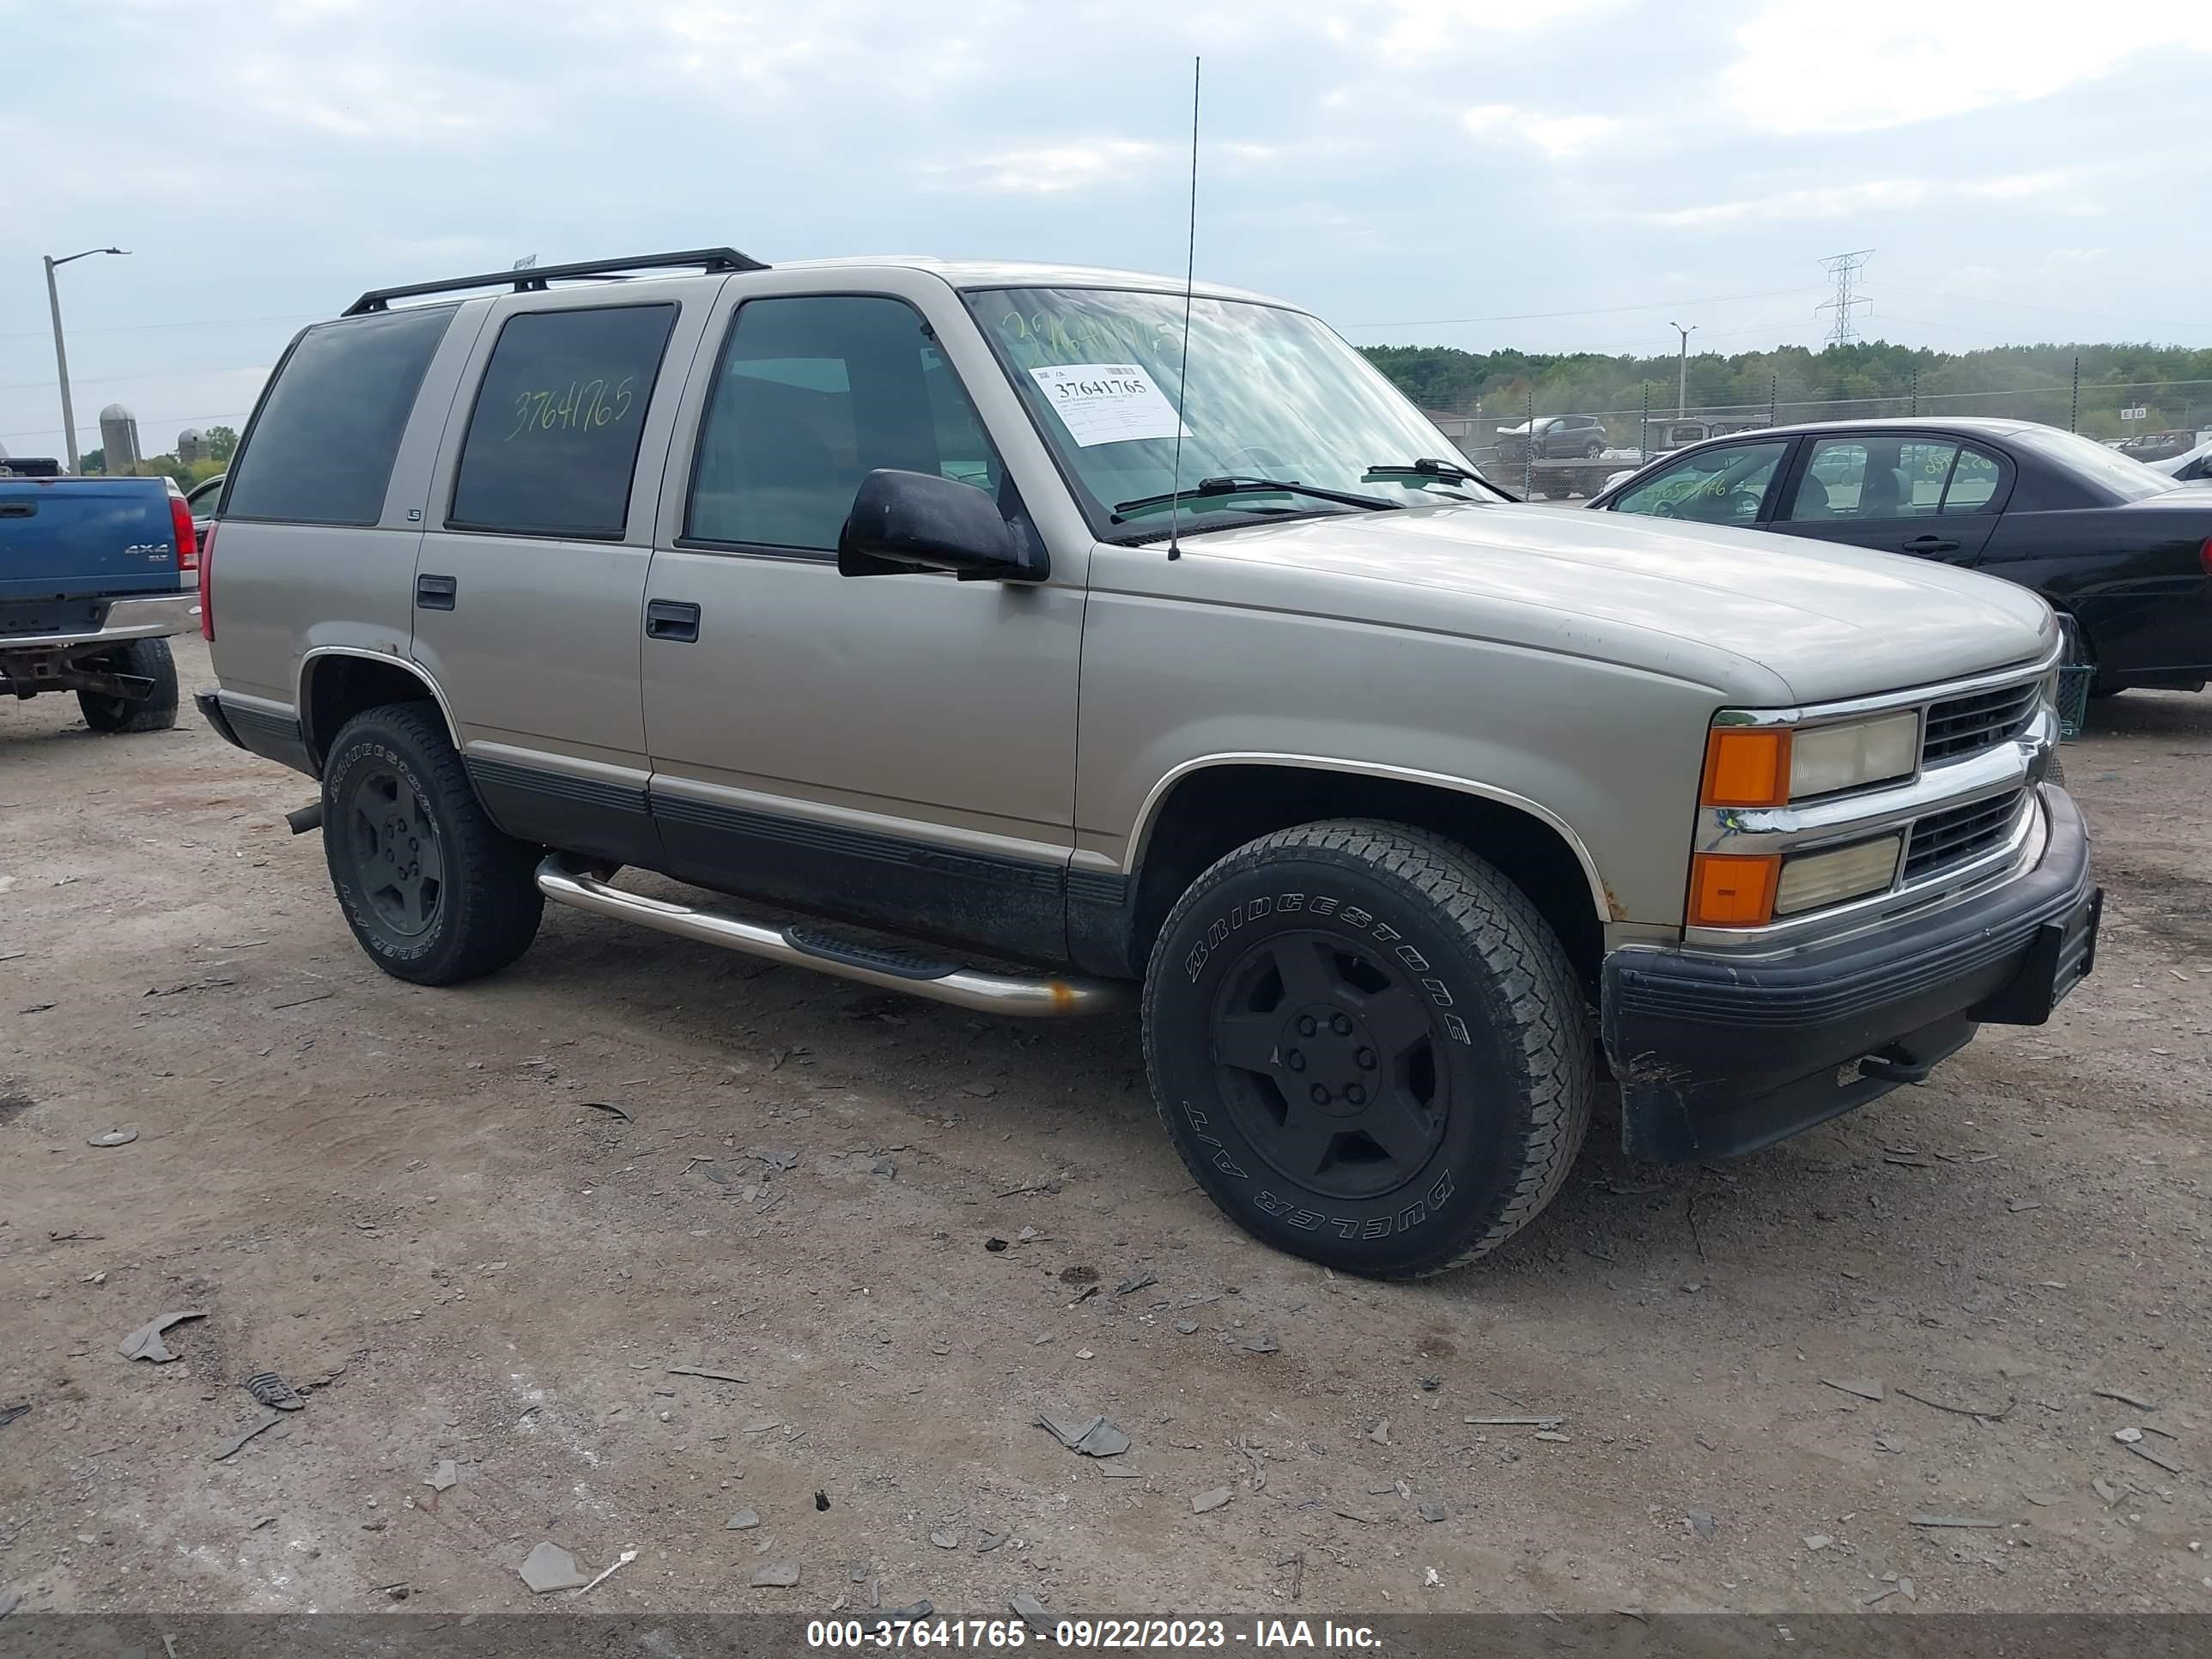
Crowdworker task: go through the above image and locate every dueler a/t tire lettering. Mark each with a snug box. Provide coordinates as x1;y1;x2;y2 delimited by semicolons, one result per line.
321;702;543;986
1142;819;1593;1277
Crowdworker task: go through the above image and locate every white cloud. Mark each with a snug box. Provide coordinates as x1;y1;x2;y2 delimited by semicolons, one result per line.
1462;103;1619;158
927;140;1165;195
1371;0;1615;54
1723;0;2212;133
644;1;975;88
1942;264;2004;294
228;51;530;143
1637;167;2093;228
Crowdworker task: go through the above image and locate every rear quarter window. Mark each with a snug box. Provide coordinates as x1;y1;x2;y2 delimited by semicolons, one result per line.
447;304;678;538
223;305;458;526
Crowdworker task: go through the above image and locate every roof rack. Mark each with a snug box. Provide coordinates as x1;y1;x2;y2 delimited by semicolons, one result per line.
341;247;769;317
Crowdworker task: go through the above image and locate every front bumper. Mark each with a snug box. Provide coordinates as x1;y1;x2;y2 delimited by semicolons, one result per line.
0;592;199;652
1602;785;2099;1162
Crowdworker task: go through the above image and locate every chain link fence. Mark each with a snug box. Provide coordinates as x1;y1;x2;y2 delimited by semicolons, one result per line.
1421;377;2212;499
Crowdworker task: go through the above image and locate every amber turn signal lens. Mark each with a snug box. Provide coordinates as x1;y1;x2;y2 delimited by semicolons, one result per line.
1690;853;1781;927
1702;727;1792;808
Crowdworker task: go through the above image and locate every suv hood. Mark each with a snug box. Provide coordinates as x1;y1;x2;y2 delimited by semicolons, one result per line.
1147;502;2056;706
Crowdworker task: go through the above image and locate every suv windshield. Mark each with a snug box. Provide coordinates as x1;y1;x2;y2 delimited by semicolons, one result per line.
965;287;1500;536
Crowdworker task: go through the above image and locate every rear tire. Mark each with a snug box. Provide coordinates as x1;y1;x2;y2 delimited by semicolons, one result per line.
76;637;179;733
1142;819;1594;1277
321;702;543;985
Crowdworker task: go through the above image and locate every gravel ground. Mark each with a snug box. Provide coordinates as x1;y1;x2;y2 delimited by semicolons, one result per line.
2;639;2207;1618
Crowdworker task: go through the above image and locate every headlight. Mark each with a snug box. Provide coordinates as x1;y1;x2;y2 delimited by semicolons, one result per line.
1790;712;1920;799
1701;710;1919;808
1774;833;1904;916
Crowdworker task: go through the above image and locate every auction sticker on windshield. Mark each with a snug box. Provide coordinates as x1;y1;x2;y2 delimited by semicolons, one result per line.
1029;362;1188;447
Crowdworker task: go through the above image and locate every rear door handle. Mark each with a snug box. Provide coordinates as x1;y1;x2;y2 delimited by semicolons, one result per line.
416;573;458;611
646;599;701;642
1902;534;1960;554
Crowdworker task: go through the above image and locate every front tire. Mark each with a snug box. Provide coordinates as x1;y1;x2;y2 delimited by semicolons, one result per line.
321;702;543;985
1142;820;1594;1277
77;637;179;733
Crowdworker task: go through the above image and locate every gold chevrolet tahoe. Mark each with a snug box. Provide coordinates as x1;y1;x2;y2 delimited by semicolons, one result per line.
195;248;2098;1276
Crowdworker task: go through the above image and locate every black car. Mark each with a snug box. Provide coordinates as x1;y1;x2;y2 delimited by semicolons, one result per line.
1493;414;1608;463
1585;417;2212;694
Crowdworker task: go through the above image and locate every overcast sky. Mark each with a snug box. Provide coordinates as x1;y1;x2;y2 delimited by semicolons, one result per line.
4;0;2207;458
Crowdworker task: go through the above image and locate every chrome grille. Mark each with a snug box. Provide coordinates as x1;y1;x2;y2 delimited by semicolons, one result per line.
1922;680;2040;765
1904;790;2024;882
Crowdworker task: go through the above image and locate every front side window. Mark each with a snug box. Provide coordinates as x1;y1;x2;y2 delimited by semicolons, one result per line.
685;295;1006;554
966;287;1502;538
1612;441;1790;526
224;305;455;526
449;304;677;538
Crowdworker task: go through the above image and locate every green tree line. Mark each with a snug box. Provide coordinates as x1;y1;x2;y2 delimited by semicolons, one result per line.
1361;341;2212;440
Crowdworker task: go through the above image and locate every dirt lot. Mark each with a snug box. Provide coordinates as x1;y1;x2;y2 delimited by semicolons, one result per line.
3;638;2209;1620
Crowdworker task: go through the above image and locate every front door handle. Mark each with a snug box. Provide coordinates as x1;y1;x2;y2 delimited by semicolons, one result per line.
646;599;702;642
1902;534;1961;554
416;573;457;611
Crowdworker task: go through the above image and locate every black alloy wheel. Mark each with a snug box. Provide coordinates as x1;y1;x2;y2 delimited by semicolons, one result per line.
1208;931;1449;1202
337;762;446;939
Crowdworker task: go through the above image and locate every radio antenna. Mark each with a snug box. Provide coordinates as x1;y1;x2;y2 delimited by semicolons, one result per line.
1166;55;1200;562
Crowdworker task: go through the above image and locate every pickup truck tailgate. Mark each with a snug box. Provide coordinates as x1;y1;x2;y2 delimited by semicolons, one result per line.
0;477;183;602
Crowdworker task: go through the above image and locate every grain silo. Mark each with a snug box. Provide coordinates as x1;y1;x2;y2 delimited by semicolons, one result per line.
98;403;142;473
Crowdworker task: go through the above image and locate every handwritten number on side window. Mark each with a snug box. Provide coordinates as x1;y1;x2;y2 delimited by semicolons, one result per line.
506;375;636;441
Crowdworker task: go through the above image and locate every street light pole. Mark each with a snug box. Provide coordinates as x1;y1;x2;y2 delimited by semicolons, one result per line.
1671;321;1697;421
42;246;129;472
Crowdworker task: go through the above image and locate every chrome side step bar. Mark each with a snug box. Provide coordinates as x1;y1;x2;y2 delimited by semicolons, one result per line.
534;855;1127;1017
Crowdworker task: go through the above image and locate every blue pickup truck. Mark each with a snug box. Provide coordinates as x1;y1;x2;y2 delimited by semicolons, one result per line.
1;459;198;732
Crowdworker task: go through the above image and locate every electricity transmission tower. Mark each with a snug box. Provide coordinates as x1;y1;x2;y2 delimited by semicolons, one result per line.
1815;249;1875;347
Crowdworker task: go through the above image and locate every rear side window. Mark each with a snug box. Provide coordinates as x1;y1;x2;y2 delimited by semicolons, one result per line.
1942;447;2002;512
448;304;678;538
223;306;455;526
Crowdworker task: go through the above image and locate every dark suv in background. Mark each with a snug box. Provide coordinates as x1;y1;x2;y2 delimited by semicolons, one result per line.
1493;414;1608;463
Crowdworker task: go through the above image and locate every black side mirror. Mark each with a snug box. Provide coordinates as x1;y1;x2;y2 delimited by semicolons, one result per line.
837;469;1046;582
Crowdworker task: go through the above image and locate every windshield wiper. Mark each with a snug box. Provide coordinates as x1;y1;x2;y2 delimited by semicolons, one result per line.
1363;456;1482;486
1110;475;1401;522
